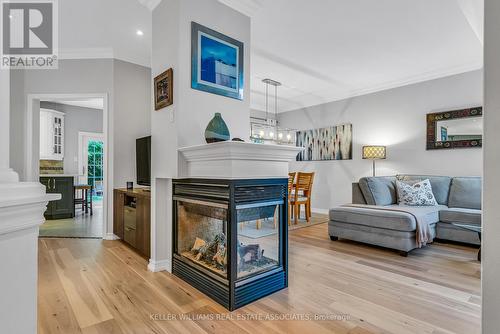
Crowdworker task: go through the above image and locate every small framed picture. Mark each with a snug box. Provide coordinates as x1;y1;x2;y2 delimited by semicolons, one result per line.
154;68;173;110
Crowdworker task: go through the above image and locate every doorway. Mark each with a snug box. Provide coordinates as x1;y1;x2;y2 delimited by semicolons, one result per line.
78;132;105;200
33;96;107;238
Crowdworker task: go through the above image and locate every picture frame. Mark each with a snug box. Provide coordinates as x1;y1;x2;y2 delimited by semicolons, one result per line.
154;68;173;110
296;124;353;161
426;107;482;150
191;22;244;100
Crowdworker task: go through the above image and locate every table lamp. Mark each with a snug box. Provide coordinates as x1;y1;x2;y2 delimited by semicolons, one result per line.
362;146;386;176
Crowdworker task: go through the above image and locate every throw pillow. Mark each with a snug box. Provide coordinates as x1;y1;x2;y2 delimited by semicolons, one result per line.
396;179;438;206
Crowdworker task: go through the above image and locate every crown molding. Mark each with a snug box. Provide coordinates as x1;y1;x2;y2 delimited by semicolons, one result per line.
58;48;151;68
137;0;162;11
59;48;114;60
252;61;484;113
217;0;262;17
339;61;484;102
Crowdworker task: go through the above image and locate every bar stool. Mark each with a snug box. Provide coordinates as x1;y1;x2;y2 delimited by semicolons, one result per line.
74;184;93;215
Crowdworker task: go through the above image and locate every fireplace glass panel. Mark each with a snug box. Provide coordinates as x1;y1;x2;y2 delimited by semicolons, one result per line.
237;203;281;279
176;200;228;278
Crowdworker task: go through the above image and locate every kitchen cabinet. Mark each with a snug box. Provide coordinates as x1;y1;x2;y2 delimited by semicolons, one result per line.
40;176;75;220
40;109;65;161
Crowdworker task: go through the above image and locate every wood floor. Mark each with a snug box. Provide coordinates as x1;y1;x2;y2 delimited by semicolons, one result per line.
39;201;103;238
38;222;481;334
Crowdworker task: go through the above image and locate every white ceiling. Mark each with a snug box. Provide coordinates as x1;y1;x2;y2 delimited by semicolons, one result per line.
59;0;152;67
58;0;483;113
219;0;484;112
43;98;104;110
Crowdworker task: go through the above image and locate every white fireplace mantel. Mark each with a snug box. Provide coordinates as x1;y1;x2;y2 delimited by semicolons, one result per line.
178;141;303;179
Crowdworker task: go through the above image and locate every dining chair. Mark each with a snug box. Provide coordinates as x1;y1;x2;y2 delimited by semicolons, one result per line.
287;172;297;226
290;172;315;225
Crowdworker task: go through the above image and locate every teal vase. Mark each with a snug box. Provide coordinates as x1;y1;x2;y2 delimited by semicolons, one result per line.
205;113;230;143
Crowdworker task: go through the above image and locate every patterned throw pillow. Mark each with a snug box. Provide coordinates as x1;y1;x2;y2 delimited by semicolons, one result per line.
396;179;438;206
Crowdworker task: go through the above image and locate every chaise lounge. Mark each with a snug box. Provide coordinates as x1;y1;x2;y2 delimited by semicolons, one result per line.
329;175;481;256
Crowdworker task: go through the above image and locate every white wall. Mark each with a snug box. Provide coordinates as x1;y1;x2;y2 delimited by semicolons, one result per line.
150;0;250;271
482;0;500;332
0;69;10;173
39;101;104;175
10;59;114;180
10;58;151;236
113;59;152;188
151;0;251;179
278;70;483;211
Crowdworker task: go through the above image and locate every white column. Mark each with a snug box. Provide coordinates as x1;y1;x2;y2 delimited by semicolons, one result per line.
0;68;58;333
483;1;500;333
0;69;19;182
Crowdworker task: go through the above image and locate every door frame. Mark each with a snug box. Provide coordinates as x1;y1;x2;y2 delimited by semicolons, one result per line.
26;93;110;239
78;131;104;186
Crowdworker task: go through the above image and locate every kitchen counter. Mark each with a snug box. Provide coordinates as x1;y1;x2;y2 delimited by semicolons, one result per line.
40;174;81;177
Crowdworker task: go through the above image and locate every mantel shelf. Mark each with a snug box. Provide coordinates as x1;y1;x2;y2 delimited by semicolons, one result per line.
178;141;303;179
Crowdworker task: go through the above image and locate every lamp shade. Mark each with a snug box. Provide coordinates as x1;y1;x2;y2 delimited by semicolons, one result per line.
362;146;386;159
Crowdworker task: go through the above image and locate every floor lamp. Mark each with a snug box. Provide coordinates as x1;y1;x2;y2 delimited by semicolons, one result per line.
362;146;386;176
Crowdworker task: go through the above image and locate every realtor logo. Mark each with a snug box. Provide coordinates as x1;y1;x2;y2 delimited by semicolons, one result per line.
1;0;58;69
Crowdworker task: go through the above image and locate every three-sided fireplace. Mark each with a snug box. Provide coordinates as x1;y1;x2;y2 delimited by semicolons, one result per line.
172;178;288;310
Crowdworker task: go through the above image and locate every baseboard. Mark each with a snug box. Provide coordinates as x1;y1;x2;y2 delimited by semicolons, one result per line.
312;208;329;215
299;207;329;215
148;258;171;272
103;233;119;240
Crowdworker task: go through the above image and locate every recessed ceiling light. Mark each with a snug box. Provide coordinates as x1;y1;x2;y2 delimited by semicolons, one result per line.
9;15;13;19
136;30;144;36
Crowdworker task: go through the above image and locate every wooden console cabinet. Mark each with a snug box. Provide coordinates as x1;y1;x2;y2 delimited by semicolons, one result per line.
113;188;151;258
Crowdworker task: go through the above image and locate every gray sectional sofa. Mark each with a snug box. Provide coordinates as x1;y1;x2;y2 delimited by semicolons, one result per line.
329;175;481;256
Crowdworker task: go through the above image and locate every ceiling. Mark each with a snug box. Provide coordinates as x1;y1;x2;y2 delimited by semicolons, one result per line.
59;0;483;113
43;98;104;110
218;0;483;112
59;0;152;67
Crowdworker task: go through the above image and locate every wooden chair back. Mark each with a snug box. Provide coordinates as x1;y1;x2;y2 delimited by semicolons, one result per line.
295;172;315;198
288;172;297;190
288;172;296;196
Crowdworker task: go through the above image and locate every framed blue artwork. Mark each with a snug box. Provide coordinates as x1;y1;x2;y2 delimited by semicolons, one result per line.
191;22;244;100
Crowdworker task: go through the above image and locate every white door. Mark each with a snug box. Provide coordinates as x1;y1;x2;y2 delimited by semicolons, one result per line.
78;132;104;187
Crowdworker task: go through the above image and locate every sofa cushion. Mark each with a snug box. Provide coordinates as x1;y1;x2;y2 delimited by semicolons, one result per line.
329;205;442;232
396;179;438;206
439;208;481;226
397;175;452;205
448;177;482;210
358;177;397;206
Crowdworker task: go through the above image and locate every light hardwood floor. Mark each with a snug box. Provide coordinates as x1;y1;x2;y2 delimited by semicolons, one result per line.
39;200;103;238
38;222;481;334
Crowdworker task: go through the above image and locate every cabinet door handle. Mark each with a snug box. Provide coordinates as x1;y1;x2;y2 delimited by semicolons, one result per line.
52;179;56;190
47;179;51;190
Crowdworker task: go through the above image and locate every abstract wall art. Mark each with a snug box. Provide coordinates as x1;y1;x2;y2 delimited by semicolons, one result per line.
296;124;353;161
191;22;244;100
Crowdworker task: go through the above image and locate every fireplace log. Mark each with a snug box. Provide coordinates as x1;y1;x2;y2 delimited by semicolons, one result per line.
238;243;264;265
191;237;206;251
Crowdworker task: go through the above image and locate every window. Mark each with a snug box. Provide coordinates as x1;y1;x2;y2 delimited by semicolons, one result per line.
87;140;104;200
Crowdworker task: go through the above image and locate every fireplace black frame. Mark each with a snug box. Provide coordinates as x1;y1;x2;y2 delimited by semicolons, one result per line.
172;178;288;311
